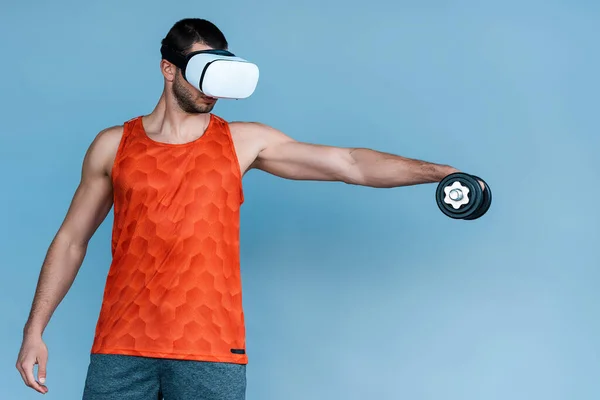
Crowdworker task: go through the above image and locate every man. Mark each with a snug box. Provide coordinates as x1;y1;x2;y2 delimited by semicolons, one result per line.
16;18;463;399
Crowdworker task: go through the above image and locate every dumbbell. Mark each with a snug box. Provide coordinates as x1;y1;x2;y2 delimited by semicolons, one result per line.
435;173;492;220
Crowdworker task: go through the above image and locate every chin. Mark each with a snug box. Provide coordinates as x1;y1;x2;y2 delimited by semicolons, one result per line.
200;100;217;111
193;104;215;114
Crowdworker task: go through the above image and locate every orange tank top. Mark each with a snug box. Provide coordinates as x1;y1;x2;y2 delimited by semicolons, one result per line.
91;114;247;364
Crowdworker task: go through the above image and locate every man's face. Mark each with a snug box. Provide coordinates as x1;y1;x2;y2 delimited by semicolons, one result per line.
171;43;218;114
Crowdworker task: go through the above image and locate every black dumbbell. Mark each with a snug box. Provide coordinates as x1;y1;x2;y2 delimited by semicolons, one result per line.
435;173;492;220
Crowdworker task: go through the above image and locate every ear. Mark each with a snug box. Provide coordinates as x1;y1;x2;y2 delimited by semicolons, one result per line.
160;59;176;82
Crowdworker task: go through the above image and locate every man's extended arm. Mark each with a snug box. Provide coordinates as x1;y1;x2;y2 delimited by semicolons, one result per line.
234;122;459;186
16;126;120;394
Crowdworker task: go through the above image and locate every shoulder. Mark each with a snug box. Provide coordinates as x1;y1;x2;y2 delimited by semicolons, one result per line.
96;124;124;143
88;125;124;155
84;124;125;175
228;121;268;135
228;120;295;147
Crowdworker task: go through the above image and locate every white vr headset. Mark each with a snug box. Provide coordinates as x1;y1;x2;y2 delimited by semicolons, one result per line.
161;45;259;99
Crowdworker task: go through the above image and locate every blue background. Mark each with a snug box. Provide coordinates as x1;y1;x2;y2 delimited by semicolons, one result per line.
1;1;599;399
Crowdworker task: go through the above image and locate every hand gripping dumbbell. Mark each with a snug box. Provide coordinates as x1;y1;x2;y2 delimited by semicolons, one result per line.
435;173;492;220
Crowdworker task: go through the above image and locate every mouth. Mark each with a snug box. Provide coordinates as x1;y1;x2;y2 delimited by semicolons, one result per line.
200;95;216;103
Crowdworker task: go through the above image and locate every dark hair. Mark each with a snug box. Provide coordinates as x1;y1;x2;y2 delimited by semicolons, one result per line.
161;18;228;57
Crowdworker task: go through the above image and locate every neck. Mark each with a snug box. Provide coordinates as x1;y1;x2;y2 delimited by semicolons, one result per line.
144;92;211;139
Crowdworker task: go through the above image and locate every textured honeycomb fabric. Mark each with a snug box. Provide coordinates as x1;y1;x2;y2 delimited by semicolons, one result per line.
91;114;247;364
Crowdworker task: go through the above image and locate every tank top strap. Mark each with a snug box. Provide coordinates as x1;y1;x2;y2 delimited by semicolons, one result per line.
209;114;232;137
123;116;144;139
111;116;143;181
207;114;244;203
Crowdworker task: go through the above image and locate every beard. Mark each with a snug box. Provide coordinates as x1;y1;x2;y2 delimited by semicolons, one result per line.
172;72;216;114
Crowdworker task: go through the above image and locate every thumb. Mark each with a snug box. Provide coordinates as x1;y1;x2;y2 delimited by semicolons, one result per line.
37;354;48;384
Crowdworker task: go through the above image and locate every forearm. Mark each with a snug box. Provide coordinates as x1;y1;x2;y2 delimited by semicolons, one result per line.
349;148;459;188
24;233;87;337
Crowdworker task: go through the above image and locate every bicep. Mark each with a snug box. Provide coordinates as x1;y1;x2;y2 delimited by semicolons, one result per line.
253;141;358;182
55;131;118;246
232;121;361;183
58;173;113;247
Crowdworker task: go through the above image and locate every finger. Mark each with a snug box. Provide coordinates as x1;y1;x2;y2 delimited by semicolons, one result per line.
22;361;47;394
16;363;29;386
37;353;48;385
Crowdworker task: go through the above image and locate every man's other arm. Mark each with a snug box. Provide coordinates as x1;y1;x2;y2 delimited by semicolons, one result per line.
16;126;122;394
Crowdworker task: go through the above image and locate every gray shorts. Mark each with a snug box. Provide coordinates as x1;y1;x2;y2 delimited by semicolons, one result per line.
82;354;246;400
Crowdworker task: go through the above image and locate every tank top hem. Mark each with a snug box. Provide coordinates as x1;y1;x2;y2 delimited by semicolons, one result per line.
91;347;248;364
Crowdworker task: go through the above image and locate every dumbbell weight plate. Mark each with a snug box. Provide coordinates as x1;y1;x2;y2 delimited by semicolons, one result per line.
436;173;483;219
463;175;492;220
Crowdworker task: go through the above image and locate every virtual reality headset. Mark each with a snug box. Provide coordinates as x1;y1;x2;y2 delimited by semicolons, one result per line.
161;45;259;99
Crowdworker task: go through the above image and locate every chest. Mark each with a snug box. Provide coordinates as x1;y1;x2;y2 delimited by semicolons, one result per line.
112;137;243;207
